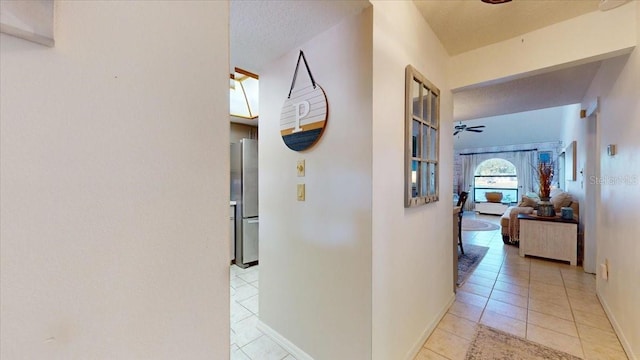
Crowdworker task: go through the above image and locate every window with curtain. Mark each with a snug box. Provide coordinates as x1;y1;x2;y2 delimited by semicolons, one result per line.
474;158;518;203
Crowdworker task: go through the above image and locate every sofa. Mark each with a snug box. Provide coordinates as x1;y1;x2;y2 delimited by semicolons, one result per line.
500;189;579;244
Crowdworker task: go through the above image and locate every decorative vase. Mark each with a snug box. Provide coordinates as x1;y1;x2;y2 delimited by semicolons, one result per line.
537;197;556;217
561;207;574;220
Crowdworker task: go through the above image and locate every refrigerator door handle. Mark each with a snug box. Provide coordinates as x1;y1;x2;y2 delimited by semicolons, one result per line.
247;219;259;224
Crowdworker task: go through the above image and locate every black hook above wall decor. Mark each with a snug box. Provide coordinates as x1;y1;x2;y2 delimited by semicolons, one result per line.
280;50;328;152
288;50;317;99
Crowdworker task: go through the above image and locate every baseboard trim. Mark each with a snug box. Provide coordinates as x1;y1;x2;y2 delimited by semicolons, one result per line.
597;291;637;360
404;292;456;360
256;319;314;360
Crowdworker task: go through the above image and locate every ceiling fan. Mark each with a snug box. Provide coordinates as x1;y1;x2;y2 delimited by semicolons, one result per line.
454;123;485;136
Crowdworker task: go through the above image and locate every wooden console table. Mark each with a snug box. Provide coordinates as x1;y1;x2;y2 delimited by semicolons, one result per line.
518;213;579;265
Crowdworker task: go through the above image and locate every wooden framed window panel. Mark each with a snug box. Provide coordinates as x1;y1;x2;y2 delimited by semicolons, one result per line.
405;65;440;207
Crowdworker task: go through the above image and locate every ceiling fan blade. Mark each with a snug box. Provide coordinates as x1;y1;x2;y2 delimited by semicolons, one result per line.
453;130;461;135
467;129;484;133
466;125;486;129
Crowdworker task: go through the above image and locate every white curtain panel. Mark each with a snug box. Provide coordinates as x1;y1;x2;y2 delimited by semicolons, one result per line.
460;154;477;211
515;151;536;200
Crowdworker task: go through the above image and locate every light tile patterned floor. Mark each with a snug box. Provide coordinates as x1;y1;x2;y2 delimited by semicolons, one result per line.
416;213;629;360
230;264;296;360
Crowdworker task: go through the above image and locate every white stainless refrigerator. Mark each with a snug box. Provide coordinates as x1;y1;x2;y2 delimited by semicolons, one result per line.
230;139;258;268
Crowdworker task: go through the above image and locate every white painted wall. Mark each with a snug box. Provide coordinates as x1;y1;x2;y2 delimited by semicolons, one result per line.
580;2;640;357
258;7;373;359
0;2;230;359
559;103;601;273
371;2;454;359
449;4;637;90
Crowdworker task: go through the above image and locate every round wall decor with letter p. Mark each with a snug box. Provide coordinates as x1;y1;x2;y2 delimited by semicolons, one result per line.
280;83;328;151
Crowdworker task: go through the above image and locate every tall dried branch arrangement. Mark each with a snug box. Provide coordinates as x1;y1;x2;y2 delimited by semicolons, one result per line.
537;162;554;199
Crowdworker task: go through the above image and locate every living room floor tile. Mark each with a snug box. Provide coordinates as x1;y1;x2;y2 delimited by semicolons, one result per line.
493;280;529;297
436;313;478;341
424;328;471;360
437;213;626;360
569;296;607;317
528;297;573;321
448;300;484;323
459;282;493;298
582;341;629;360
414;347;449;360
472;268;499;281
526;324;584;359
489;289;528;308
466;274;496;288
456;290;489;308
485;299;527;321
496;273;529;287
500;263;530;272
480;310;526;338
576;323;625;352
572;308;614;332
527;309;579;337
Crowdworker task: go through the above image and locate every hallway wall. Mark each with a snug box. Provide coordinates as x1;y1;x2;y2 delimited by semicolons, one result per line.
0;2;230;359
258;7;373;359
448;2;637;90
371;1;455;359
559;103;594;272
581;2;640;357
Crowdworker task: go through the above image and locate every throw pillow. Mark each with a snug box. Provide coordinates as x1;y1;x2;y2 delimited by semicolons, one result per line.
551;191;573;211
518;195;538;208
550;188;564;198
525;192;540;200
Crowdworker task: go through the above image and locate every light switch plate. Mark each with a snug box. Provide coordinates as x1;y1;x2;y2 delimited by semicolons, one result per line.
297;159;305;177
297;184;305;201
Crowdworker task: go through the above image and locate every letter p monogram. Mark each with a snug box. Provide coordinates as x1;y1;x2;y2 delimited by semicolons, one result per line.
292;101;310;133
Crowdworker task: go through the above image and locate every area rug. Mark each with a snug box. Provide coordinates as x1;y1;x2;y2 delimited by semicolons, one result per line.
457;244;489;286
461;218;500;231
465;324;581;360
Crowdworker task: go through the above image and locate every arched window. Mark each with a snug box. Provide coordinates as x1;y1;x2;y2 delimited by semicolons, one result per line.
474;158;518;203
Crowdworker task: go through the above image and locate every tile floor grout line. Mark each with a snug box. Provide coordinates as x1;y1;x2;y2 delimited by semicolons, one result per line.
561;266;588;360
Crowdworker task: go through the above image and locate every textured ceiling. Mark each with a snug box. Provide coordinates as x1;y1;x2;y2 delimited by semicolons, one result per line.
230;0;370;74
230;0;611;128
414;0;600;56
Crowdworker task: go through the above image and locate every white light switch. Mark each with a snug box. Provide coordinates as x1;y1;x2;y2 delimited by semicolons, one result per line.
297;184;305;201
297;160;305;177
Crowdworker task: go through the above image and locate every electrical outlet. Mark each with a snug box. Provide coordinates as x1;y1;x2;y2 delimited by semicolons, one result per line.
297;160;305;177
297;184;305;201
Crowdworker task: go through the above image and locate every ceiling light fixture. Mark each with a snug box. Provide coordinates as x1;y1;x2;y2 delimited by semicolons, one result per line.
481;0;512;4
230;67;259;119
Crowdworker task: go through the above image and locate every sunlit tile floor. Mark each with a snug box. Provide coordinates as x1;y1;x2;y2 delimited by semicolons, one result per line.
416;213;629;360
230;264;296;360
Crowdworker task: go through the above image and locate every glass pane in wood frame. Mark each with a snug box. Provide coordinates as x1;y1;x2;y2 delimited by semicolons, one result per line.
405;65;440;207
